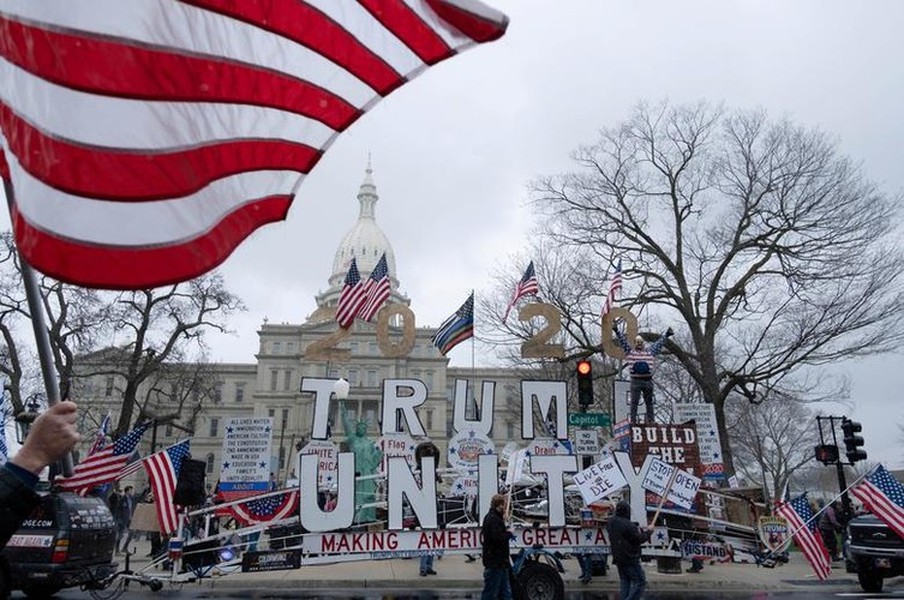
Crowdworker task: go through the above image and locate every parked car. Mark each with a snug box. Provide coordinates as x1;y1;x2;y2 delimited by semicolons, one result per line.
844;513;904;593
0;492;117;598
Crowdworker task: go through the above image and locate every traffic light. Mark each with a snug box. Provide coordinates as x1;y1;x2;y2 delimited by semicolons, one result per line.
576;360;593;407
841;418;867;463
814;444;839;465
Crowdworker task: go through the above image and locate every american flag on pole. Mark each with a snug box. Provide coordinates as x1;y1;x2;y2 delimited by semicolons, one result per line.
851;464;904;540
0;382;10;465
88;412;112;457
144;440;191;536
602;260;623;316
229;489;299;526
336;258;367;329
359;253;391;322
503;261;539;321
0;1;508;290
432;292;474;355
775;493;831;580
56;421;151;493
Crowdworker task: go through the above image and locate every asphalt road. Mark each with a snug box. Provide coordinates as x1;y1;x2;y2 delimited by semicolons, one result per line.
36;584;904;600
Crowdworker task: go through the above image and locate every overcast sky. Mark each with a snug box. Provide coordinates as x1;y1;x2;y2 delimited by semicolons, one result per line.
2;1;902;468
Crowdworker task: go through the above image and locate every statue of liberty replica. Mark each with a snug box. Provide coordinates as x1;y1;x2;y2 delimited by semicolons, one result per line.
340;401;382;524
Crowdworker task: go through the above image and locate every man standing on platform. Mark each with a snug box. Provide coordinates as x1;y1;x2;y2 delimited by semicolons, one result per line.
614;324;673;423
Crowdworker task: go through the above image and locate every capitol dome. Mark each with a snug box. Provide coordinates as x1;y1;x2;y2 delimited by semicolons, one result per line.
312;162;409;319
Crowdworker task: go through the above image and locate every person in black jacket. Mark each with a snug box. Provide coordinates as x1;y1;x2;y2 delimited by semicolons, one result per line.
0;401;80;549
481;493;512;600
607;500;652;600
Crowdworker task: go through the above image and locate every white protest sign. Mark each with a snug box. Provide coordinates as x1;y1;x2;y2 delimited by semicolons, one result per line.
448;429;495;471
673;402;724;480
574;429;600;455
299;440;339;489
379;433;416;474
572;455;627;505
220;417;273;497
668;469;702;509
640;456;702;510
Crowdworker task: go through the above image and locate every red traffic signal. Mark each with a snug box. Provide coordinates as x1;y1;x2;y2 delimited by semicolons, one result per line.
576;360;593;406
814;444;839;465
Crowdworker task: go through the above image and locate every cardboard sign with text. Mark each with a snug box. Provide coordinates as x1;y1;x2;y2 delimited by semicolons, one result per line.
573;455;627;505
639;456;702;510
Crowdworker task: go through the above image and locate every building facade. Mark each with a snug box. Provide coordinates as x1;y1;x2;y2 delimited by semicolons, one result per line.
76;166;531;487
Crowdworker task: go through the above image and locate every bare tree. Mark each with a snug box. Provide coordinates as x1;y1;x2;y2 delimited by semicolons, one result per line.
725;394;819;499
100;274;244;435
524;101;904;474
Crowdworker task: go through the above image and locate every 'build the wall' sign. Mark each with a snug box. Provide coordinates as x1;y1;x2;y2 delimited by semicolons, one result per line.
630;424;701;475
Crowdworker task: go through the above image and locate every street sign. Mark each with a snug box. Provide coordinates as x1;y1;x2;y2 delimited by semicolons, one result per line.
574;429;600;455
568;412;611;428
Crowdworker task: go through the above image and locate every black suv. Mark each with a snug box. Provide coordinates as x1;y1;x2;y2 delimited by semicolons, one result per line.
844;514;904;593
0;492;117;598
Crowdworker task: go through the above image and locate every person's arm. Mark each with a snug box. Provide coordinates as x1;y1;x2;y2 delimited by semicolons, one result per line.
649;327;674;357
613;326;631;353
1;401;80;549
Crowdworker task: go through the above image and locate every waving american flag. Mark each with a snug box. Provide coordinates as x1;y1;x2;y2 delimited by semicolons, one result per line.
503;261;540;321
851;464;904;540
230;489;299;526
775;493;831;580
56;420;150;494
0;1;508;289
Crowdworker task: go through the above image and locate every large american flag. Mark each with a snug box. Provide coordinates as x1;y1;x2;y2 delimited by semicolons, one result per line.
775;493;831;580
432;292;474;355
0;1;508;290
503;261;539;321
336;257;367;329
144;439;191;535
359;253;391;322
851;464;904;540
56;420;151;493
602;260;623;316
229;489;299;526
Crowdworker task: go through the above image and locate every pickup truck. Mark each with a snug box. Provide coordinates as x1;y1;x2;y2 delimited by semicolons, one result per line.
844;514;904;593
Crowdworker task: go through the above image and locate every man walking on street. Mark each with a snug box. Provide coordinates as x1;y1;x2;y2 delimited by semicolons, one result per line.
481;494;513;600
115;486;136;554
607;501;652;600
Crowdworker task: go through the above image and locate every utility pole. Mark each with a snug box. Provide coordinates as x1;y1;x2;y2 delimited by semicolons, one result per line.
815;416;867;524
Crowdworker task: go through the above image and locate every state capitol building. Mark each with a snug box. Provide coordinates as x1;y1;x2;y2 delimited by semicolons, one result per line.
77;166;535;486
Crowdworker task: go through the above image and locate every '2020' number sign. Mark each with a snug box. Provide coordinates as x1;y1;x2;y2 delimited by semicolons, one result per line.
304;302;637;360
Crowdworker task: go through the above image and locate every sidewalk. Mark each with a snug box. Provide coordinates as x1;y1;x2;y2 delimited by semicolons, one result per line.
123;536;864;593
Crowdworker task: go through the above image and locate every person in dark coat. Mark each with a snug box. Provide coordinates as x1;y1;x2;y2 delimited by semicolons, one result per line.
607;500;652;600
481;493;512;600
1;401;80;549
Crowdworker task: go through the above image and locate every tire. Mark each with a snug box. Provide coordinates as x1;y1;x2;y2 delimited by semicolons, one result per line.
22;584;63;599
517;562;564;600
857;570;884;593
0;563;10;600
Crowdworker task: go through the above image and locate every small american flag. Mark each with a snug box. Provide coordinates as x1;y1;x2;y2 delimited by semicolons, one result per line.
432;292;474;355
56;420;150;493
0;383;10;465
775;493;831;580
602;260;623;316
144;440;191;535
503;261;539;321
88;412;112;456
230;489;299;525
359;253;391;322
851;464;904;540
336;258;367;329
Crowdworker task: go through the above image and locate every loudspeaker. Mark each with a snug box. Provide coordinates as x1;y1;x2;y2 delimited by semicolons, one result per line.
173;458;207;506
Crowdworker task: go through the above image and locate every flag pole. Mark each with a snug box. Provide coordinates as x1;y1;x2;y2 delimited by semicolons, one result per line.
3;178;74;476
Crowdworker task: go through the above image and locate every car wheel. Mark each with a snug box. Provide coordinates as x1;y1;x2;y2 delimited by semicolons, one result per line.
0;562;10;600
857;569;884;593
517;562;564;600
22;584;63;599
